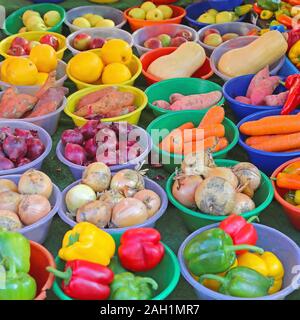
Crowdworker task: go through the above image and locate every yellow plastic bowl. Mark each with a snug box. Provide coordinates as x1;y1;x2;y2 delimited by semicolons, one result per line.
0;31;67;60
64;85;148;126
66;49;142;90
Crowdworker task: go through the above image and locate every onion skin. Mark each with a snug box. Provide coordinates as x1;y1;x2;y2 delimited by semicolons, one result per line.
181;152;215;176
0;210;22;231
0;191;22;213
76;200;112;228
206;167;239;189
65;184;96;213
18;170;53;199
18;195;51;225
195;176;236;216
172;175;203;208
134;189;161;217
231;193;255;215
112;198;148;228
0;179;18;193
82;162;111;192
98;190;124;209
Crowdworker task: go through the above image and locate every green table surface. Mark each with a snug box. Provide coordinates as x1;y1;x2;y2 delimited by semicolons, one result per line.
1;0;300;300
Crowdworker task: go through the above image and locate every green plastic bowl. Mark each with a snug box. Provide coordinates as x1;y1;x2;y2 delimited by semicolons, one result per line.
146;109;239;172
4;3;66;35
52;235;180;300
145;78;225;117
166;159;274;231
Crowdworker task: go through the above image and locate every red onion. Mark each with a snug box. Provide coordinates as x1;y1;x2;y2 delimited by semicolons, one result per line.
64;143;86;165
3;135;27;161
61;129;84;145
0;145;5;158
16;157;31;167
0;127;13;136
0;157;14;170
14;129;34;139
84;138;97;159
80;120;98;139
26;138;45;160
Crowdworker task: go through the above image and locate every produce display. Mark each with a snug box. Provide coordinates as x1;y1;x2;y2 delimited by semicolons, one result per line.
71;32;106;51
128;2;174;21
0;170;53;230
67;39;133;85
64;163;161;228
48;224;164;300
61;121;144;166
71;14;115;28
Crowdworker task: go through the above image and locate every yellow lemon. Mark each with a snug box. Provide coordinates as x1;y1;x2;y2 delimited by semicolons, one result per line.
101;63;131;84
6;57;38;85
29;44;58;73
101;39;133;65
69;51;103;83
1;57;18;82
35;72;49;85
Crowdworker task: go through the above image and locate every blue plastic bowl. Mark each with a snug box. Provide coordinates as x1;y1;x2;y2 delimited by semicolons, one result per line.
223;74;286;121
238;109;300;175
185;1;245;30
205;0;243;11
178;223;300;300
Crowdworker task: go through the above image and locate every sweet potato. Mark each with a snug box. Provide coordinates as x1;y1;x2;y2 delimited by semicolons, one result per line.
34;71;57;100
169;93;184;104
246;66;270;98
235;96;251;104
250;76;280;105
169;91;222;111
264;91;289;106
152;100;170;110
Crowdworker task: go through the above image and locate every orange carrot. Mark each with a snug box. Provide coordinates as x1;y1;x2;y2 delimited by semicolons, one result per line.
182;124;225;143
246;134;292;146
213;137;228;152
181;136;219;155
283;148;300;153
198;106;225;127
257;114;300;123
252;132;300;152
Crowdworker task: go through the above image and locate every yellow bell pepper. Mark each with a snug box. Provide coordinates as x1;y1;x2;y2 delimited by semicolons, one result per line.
260;28;270;36
58;222;115;266
260;10;274;20
294;190;300;204
237;251;284;294
289;40;300;68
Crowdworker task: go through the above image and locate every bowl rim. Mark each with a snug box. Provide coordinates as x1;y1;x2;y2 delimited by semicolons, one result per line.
52;241;180;300
271;157;300;214
64;5;127;31
145;77;225;115
0;174;62;233
166;158;274;221
178;222;300;300
64;83;147;124
237;109;300;157
146;109;240;161
58;175;168;234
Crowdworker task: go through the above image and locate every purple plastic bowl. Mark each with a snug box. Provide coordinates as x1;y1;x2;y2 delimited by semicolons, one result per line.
1;174;61;244
0;93;67;135
178;223;300;300
58;174;168;235
0;120;52;176
56;124;153;180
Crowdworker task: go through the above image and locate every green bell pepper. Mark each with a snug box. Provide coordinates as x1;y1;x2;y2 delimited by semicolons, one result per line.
257;0;280;11
110;272;158;300
0;257;36;300
0;229;30;273
183;228;264;276
199;266;274;298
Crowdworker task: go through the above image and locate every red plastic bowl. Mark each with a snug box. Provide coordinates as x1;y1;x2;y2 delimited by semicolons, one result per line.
271;157;300;230
140;46;213;86
151;0;177;4
29;241;56;300
124;5;186;31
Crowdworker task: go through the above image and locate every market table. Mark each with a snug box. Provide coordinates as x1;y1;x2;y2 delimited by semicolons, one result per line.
0;0;300;300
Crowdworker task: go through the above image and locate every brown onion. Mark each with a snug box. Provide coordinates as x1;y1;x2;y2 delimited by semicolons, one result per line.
0;179;18;193
0;191;22;213
0;210;22;231
206;167;239;189
181;151;215;176
172;175;203;208
18;195;51;225
134;189;161;217
112;198;148;228
65;184;97;213
98;190;125;209
18;170;53;199
195;176;235;216
76;200;112;228
82;162;111;193
231;193;255;215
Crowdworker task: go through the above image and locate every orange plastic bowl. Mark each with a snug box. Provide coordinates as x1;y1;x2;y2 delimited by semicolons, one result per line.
124;5;186;31
140;47;213;86
29;241;56;300
271;157;300;231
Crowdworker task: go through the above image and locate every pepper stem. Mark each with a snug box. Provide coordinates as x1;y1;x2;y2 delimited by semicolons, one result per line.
228;244;264;254
67;233;80;246
199;274;226;285
247;216;259;223
142;277;159;291
47;267;72;286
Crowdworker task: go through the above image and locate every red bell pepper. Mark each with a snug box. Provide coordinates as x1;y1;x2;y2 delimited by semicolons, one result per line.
219;215;258;254
47;259;114;300
281;74;300;115
118;228;165;272
286;29;300;50
253;2;263;15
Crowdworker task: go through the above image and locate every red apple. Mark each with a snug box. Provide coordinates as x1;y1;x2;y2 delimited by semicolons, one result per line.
144;37;162;49
40;34;59;51
7;45;26;56
203;28;220;39
89;37;106;49
175;30;193;41
73;33;92;51
170;36;187;47
11;37;29;49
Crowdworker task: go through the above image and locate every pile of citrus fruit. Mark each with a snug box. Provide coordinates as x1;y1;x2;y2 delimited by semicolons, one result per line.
0;43;58;85
67;39;133;85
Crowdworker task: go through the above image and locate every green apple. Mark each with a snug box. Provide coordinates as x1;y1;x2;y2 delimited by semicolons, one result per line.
157;5;173;19
73;17;91;28
95;19;115;28
215;11;233;24
146;8;164;21
158;34;171;47
43;10;61;27
129;8;146;20
86;14;104;27
140;1;156;13
197;13;216;24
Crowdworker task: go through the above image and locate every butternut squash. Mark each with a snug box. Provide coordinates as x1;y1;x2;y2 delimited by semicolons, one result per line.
147;42;206;80
217;31;288;78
